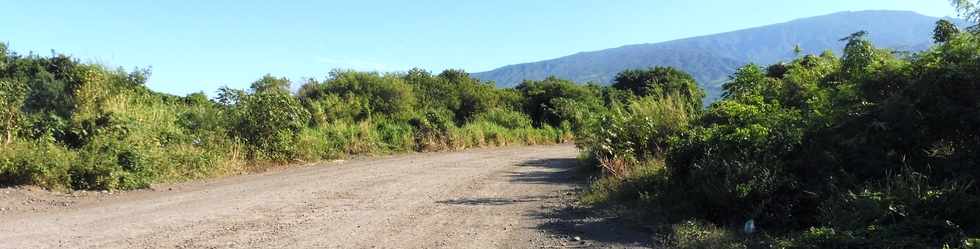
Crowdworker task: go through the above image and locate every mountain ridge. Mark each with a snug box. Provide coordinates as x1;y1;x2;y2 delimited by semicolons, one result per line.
473;10;965;99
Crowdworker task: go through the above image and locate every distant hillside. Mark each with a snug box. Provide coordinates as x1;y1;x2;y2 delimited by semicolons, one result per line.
473;10;965;100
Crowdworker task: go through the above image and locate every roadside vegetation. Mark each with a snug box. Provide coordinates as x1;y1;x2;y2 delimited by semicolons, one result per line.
0;48;587;190
574;15;980;248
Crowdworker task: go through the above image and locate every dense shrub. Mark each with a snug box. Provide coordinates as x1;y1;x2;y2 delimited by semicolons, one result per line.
612;67;705;113
403;68;508;124
579;29;980;248
230;92;311;161
409;110;456;151
577;95;693;178
0;141;74;189
322;70;416;120
404;68;461;114
70;135;156;190
516;77;601;127
302;93;369;125
455;79;501;123
249;74;291;94
667;97;806;226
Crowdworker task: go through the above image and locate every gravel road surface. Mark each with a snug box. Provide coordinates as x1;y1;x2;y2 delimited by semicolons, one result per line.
0;145;651;248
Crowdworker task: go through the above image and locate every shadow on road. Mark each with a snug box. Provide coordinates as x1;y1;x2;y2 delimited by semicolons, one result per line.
509;158;581;185
514;157;654;247
436;195;547;206
529;204;653;247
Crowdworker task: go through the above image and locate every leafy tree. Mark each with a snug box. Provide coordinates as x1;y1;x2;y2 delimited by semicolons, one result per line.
838;30;868;42
3;53;79;119
183;92;211;106
455;79;499;123
765;63;789;79
404;68;460;114
435;69;493;122
403;68;504;124
722;64;768;99
516;77;600;127
322;70;415;120
611;67;705;113
840;31;882;78
496;88;525;111
249;74;291;94
935;19;962;43
216;86;246;106
951;0;980;26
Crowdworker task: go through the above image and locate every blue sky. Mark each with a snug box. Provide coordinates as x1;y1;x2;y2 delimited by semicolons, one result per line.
0;0;958;95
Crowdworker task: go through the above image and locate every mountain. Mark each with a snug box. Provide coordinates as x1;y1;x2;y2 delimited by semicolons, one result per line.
473;10;965;100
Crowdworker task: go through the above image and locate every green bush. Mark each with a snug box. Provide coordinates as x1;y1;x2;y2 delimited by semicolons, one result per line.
666;97;805;226
0;141;74;189
230;92;311;161
516;77;601;127
409;110;456;151
404;68;461;115
455;79;501;123
403;68;509;124
322;70;416;120
295;125;344;161
612;67;705;113
70;135;156;190
302;93;369;125
584;95;694;166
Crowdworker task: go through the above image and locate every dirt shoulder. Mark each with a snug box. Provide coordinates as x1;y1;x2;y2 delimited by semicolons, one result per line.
0;145;652;249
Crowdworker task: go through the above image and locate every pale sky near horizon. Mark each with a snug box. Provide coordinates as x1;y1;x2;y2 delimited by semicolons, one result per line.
0;0;960;95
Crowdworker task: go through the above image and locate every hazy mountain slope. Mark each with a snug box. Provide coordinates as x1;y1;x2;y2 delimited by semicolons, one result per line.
476;48;743;91
648;10;939;65
474;10;962;98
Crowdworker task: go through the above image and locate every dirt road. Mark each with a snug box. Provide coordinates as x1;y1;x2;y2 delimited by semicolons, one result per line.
0;145;651;249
